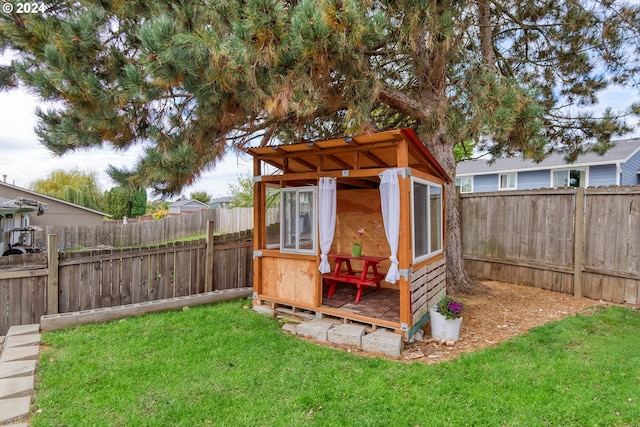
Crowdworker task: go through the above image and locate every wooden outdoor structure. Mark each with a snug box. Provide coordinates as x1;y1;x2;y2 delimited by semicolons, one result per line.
248;128;451;340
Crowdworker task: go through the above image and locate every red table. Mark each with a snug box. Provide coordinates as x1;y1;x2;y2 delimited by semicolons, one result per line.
323;254;386;303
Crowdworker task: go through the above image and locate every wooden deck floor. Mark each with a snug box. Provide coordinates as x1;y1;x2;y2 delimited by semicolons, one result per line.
321;282;400;323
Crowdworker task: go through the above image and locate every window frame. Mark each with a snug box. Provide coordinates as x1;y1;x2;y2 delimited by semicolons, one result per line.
457;176;473;193
411;177;444;264
498;172;517;190
279;186;317;255
551;168;587;188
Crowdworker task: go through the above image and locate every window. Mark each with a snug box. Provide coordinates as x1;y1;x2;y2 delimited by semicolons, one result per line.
412;178;443;262
553;169;586;188
499;173;516;190
281;187;316;254
456;176;473;193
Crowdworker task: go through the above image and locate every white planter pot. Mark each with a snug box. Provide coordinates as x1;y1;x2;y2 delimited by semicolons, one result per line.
430;306;463;341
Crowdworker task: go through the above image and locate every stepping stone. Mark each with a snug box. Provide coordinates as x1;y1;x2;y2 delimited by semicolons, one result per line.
327;324;366;347
361;329;404;358
5;334;41;348
0;346;40;362
6;324;40;337
0;376;34;399
0;360;37;379
0;396;31;424
296;321;334;342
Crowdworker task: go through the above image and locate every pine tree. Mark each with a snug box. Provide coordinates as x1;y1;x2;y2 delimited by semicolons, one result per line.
2;0;639;291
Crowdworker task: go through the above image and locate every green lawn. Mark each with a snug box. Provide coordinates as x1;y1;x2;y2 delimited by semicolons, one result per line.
32;300;640;427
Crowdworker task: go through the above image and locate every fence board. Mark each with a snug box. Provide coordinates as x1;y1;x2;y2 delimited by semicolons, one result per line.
462;186;640;303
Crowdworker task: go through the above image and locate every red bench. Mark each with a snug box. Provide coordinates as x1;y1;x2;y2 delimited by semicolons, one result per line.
323;254;387;303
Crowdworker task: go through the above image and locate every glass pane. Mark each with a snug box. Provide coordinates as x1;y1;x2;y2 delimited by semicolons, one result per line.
553;170;568;187
265;187;280;248
430;186;442;252
461;177;472;193
413;182;428;257
298;189;314;250
569;169;585;187
282;190;296;250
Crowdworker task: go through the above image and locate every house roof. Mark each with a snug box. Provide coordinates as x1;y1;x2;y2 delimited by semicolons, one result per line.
0;181;110;217
168;199;209;208
457;137;640;176
210;196;233;204
246;128;450;188
0;196;47;215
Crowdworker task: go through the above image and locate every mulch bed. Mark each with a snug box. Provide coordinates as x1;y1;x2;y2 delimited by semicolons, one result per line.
401;280;623;363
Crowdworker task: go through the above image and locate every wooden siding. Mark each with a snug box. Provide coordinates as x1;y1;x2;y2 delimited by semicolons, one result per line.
621;149;640;186
473;174;498;192
462;186;640;304
410;256;446;325
518;169;552;190
0;182;106;226
589;164;617;187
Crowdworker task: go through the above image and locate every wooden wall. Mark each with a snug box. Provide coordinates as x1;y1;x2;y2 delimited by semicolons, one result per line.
333;188;392;275
461;186;640;304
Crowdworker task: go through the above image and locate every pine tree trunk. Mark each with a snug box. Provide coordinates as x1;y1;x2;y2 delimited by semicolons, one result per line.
444;180;474;293
419;132;474;294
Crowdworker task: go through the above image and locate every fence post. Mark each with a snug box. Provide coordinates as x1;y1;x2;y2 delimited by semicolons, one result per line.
47;234;59;314
573;188;585;298
205;220;215;292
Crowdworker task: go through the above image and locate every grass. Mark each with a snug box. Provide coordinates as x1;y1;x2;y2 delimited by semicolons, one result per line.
31;301;640;427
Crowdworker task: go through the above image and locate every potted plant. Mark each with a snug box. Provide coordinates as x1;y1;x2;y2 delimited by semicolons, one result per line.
351;228;364;256
430;295;464;342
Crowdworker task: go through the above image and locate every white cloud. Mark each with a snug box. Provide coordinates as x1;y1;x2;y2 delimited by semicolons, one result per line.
0;89;252;198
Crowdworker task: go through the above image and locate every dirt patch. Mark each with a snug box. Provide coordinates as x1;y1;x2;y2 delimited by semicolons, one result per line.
401;280;619;363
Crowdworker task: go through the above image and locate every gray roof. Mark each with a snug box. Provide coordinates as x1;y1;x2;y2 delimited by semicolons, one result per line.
0;181;110;217
457;137;640;176
210;196;233;203
168;199;209;208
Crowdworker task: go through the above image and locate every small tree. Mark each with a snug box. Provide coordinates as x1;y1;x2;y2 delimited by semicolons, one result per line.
228;174;254;208
190;191;211;205
228;174;280;209
104;186;147;220
30;169;104;211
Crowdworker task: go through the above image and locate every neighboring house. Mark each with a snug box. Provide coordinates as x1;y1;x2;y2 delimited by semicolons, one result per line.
0;181;109;226
0;196;47;255
456;137;640;193
168;198;209;214
209;196;234;209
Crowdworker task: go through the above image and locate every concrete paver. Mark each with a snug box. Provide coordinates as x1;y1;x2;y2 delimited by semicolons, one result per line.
0;377;34;399
4;335;40;349
0;346;39;363
0;361;37;380
0;324;40;426
0;396;31;424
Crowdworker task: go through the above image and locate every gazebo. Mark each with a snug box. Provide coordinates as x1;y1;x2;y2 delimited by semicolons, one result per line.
247;128;451;340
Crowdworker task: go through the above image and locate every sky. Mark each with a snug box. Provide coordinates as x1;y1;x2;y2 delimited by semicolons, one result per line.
0;69;638;203
0;87;254;201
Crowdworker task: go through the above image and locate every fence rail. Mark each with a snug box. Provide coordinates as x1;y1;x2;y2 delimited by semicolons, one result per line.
0;225;253;335
461;186;640;304
43;207;278;249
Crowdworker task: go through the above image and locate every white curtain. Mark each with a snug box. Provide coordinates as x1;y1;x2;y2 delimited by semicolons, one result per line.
318;177;337;273
379;169;400;283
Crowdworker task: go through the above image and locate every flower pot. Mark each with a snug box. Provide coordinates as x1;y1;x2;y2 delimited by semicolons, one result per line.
351;243;362;257
430;306;462;341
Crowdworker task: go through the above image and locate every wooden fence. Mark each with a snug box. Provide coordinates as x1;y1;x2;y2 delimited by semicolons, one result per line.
44;207;279;249
0;224;253;335
461;186;640;304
